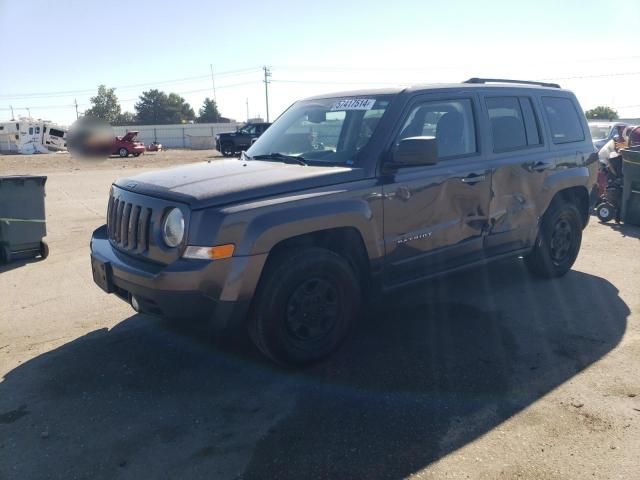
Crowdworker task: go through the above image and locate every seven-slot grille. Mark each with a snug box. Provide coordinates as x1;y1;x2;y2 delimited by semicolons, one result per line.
107;194;152;253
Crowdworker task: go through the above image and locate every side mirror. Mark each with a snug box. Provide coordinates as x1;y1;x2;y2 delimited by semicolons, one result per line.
392;136;438;167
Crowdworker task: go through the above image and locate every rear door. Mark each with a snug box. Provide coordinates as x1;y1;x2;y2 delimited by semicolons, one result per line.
480;92;551;256
382;92;492;286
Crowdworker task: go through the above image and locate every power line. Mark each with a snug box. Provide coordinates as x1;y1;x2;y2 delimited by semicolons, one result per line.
0;67;262;100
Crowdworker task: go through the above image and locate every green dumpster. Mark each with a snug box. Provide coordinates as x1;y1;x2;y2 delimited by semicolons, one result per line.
620;147;640;226
0;175;49;264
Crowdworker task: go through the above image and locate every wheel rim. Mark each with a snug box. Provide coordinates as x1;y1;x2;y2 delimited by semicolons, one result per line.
285;278;339;342
120;148;127;156
599;206;610;218
550;216;574;263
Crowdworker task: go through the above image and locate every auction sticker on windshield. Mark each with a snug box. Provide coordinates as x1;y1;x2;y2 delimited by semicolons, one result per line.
330;98;376;111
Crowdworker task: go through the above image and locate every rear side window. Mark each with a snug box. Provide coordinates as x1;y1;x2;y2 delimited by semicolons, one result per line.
542;96;585;144
397;98;477;159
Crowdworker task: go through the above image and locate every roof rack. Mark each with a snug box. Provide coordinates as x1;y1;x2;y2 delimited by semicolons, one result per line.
463;78;561;89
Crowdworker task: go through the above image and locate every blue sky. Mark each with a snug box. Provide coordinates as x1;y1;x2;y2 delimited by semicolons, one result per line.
1;0;639;125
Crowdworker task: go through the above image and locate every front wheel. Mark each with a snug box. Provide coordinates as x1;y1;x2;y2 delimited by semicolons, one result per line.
596;202;615;223
118;148;129;158
525;202;582;278
221;143;235;157
248;247;361;366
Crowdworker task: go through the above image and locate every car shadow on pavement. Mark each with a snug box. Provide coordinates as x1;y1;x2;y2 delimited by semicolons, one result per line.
0;260;629;480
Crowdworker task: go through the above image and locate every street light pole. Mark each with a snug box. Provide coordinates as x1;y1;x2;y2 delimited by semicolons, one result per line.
210;64;219;123
263;66;271;122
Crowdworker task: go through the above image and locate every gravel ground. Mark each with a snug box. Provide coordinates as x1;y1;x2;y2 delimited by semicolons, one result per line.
1;151;639;479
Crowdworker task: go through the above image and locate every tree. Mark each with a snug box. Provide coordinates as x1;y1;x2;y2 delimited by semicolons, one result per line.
167;93;195;123
134;89;195;124
113;111;136;126
585;106;619;121
85;85;121;124
197;97;221;123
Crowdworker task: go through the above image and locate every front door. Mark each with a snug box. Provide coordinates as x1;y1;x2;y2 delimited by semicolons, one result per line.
382;94;491;286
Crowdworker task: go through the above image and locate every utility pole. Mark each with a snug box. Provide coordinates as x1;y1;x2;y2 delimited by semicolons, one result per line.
246;97;249;121
263;66;271;122
26;107;31;118
74;99;79;120
10;105;14;121
210;64;219;123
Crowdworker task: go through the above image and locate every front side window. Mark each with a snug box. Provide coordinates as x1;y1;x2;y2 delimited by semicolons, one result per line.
397;98;476;158
248;96;391;165
542;96;585;144
49;128;65;138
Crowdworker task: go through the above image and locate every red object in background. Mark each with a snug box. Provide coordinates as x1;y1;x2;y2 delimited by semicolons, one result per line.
597;167;608;197
112;131;146;157
146;142;163;152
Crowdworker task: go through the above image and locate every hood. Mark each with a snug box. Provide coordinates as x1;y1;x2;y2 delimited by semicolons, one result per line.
121;131;139;142
114;159;362;209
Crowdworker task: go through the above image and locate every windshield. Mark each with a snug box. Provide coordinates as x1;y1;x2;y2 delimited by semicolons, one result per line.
247;96;391;165
589;124;611;140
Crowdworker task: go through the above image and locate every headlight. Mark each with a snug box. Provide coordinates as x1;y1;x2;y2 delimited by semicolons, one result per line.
162;208;184;247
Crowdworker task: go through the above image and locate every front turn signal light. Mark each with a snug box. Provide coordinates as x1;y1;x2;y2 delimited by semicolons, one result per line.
183;244;235;260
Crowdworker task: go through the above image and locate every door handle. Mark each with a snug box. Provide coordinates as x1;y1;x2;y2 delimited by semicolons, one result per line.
461;174;486;184
529;161;553;172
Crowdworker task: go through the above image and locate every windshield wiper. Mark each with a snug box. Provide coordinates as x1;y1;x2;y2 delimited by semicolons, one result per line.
250;152;308;166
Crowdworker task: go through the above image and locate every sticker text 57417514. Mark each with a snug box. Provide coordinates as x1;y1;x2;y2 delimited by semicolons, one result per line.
330;98;376;111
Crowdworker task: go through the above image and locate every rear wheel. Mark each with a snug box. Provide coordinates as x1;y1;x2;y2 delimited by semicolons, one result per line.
133;152;141;157
118;148;129;158
525;201;582;278
39;241;49;260
248;247;360;365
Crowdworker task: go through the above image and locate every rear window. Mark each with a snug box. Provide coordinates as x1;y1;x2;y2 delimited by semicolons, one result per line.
486;96;541;152
542;97;585;144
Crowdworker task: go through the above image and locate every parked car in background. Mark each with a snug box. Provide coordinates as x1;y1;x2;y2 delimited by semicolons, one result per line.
91;78;597;365
589;121;628;149
112;131;146;157
215;122;271;157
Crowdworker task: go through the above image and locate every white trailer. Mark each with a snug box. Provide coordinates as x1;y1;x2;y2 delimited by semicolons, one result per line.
0;118;68;154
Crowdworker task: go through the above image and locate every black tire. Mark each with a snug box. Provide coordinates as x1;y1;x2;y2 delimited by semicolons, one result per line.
596;202;615;223
525;201;582;278
133;152;141;157
221;143;235;157
0;245;11;264
39;241;49;260
118;148;129;158
248;247;361;366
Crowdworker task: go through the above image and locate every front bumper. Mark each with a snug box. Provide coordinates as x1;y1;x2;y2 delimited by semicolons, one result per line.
89;225;266;331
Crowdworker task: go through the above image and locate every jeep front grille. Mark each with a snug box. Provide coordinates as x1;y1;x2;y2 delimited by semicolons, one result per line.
107;195;152;253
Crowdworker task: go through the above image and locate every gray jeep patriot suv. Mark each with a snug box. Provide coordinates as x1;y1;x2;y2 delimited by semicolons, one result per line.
90;78;597;365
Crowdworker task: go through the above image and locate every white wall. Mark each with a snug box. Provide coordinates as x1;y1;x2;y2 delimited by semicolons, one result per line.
111;122;242;149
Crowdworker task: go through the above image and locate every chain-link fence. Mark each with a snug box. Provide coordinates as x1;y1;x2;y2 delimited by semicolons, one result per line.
112;122;242;149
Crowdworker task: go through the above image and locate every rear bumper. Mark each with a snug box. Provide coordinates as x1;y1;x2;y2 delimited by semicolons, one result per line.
89;225;266;331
